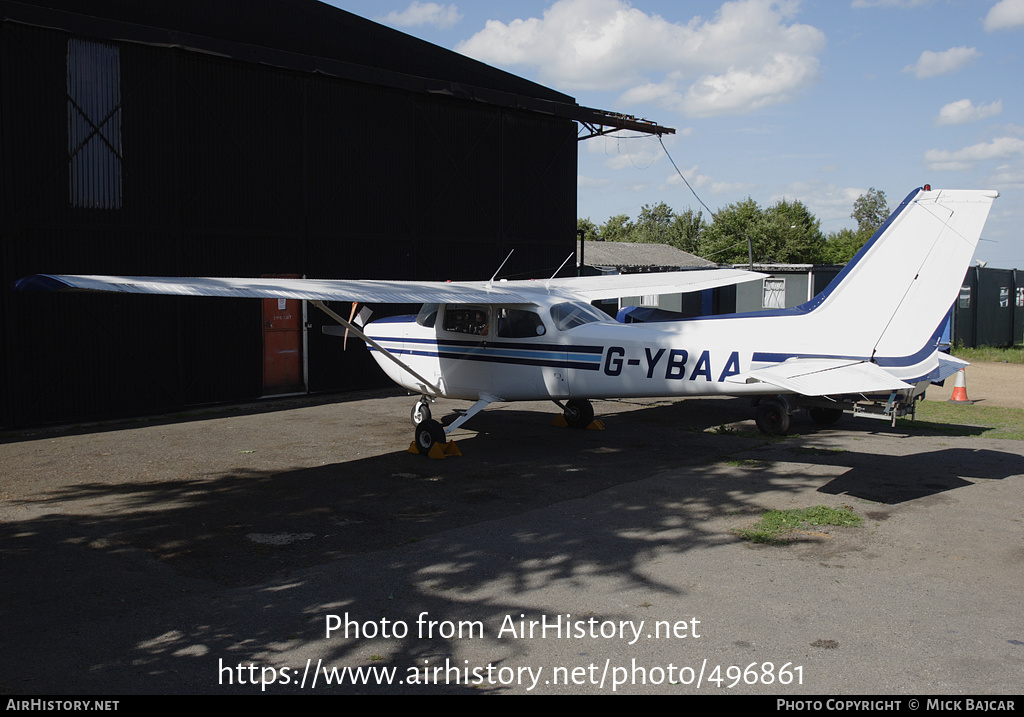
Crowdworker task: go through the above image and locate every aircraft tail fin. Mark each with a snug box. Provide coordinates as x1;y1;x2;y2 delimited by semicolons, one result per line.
801;187;997;362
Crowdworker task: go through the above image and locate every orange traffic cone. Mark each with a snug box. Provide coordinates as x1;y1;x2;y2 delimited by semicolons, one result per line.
949;368;970;402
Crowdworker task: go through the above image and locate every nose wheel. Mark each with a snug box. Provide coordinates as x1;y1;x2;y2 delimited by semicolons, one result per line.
411;397;432;426
409;395;498;458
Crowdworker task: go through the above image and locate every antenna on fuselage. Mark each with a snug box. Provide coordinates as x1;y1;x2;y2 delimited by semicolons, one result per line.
544;253;575;290
486;250;515;290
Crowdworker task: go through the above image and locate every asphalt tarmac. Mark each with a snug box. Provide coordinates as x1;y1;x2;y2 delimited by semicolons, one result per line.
1;389;1022;695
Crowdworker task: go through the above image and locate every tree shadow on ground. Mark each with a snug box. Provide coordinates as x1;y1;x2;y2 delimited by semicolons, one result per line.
2;397;1022;693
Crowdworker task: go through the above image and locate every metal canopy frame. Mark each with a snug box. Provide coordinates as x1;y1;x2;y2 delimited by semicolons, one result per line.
574;109;675;141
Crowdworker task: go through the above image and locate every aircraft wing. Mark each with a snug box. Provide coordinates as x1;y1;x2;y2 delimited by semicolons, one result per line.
15;268;764;304
14;274;528;304
725;358;913;396
542;268;764;301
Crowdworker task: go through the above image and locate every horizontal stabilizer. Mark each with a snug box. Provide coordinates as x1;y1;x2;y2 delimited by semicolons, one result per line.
727;358;911;396
934;353;969;383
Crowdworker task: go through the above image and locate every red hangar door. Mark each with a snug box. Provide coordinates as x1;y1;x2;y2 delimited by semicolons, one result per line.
261;274;305;395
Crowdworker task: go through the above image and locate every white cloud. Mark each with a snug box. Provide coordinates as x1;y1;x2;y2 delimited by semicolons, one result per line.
664;165;753;195
924;136;1024;172
772;182;867;224
902;46;980;79
984;0;1024;31
936;99;1003;126
675;53;822;117
577;175;612;189
988;163;1024;189
456;0;826;117
851;0;932;6
377;2;462;29
667;164;711;189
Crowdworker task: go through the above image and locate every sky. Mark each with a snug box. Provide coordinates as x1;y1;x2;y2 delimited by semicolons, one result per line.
327;0;1024;269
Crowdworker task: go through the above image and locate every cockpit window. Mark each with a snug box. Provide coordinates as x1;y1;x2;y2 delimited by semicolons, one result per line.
549;302;609;331
443;305;489;336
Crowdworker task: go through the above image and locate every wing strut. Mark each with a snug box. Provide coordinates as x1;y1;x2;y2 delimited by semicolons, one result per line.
443;394;499;435
311;300;444;397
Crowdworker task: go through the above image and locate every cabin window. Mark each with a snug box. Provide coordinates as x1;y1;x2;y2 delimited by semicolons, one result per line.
496;308;546;338
762;279;785;309
550;302;608;331
443;305;489;336
67;39;122;209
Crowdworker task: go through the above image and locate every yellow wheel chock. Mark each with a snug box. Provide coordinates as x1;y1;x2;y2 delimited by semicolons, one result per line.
407;440;462;458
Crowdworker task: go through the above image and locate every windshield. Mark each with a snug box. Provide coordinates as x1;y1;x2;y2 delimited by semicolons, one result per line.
416;303;439;327
549;302;610;331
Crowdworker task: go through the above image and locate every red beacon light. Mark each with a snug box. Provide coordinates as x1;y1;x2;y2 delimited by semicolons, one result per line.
923;184;931;191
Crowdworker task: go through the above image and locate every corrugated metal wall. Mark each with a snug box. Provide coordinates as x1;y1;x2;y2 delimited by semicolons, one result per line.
1015;270;1024;345
1;20;577;426
953;266;1022;348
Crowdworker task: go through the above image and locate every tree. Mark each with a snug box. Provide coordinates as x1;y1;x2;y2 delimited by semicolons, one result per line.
699;198;825;265
764;199;825;264
584;197;823;263
598;214;634;243
633;202;675;244
698;197;763;264
821;227;868;264
819;189;891;264
851;188;889;235
668;208;706;254
610;203;707;252
576;217;599;243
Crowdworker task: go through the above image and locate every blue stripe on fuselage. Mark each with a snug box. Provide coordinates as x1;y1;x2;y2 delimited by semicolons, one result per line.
366;336;604;371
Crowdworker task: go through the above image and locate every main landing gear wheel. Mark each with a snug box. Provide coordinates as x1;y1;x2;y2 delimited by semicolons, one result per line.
755;398;791;436
414;419;446;452
809;407;843;425
411;399;431;426
562;399;594;429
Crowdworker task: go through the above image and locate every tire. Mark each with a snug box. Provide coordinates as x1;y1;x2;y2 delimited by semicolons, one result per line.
414;419;446;452
755;398;790;435
809;407;843;425
563;399;594;429
411;400;431;426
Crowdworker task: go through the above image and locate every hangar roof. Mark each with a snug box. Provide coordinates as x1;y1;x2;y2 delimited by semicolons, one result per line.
1;0;673;137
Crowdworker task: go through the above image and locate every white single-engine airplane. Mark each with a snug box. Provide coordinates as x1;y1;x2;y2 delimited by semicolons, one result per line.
16;187;997;454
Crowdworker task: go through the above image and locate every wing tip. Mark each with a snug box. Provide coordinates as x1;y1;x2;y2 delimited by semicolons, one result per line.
13;274;75;292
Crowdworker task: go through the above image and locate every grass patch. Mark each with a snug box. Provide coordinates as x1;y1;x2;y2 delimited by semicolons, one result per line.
789;446;848;456
911;400;1024;440
951;345;1024;365
723;458;770;468
733;505;863;545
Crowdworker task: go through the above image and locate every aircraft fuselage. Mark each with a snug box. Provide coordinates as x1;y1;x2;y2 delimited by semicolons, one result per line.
366;298;829;403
